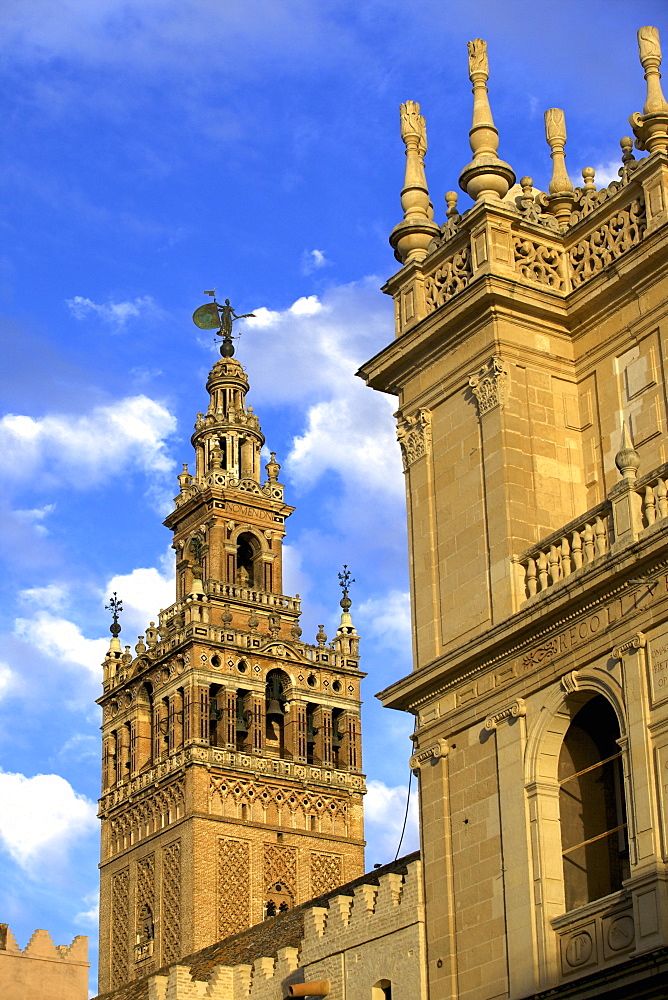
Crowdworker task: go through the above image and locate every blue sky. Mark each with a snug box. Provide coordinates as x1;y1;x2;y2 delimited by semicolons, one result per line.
0;0;665;992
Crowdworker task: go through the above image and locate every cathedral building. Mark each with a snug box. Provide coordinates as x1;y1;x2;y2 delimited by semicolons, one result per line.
359;22;668;1000
96;326;365;993
94;22;668;1000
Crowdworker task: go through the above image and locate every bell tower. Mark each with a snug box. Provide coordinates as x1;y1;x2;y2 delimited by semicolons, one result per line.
97;305;366;994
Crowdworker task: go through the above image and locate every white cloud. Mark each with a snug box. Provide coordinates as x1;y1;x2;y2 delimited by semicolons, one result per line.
13;503;55;535
238;280;402;496
0;662;16;698
281;543;311;598
57;734;98;763
75;891;99;925
19;583;68;612
14;612;107;678
66;294;158;327
301;249;328;273
0;395;177;490
0;770;97;870
105;559;175;634
364;778;419;865
357;590;411;654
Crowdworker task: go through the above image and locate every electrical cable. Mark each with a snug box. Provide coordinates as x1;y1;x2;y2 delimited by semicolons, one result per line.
393;767;413;861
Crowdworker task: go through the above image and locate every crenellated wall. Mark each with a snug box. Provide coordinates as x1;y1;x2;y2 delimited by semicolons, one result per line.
0;924;88;1000
140;856;425;1000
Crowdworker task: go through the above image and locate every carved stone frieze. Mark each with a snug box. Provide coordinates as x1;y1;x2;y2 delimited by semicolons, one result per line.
513;237;564;289
468;357;509;416
424;246;473;312
569;194;647;285
396;408;432;471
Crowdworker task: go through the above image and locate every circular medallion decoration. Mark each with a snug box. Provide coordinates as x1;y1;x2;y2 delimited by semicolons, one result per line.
606;915;634;951
565;931;593;967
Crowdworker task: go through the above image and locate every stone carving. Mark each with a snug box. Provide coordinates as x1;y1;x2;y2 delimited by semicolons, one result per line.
565;929;593;967
218;838;250;939
484;699;525;730
468;357;509;416
424;247;472;311
410;739;448;771
560;671;580;695
513;238;564;289
310;852;343;897
111;867;130;988
522;637;559;669
400;99;427;158
161;841;181;966
467;37;489;77
569;195;647;285
606;914;635;951
612;632;646;659
396;409;432;471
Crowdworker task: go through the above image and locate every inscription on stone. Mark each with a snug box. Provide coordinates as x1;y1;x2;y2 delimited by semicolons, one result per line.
649;633;668;706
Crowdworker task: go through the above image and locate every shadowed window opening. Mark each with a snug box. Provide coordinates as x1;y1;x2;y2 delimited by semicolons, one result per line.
559;695;629;911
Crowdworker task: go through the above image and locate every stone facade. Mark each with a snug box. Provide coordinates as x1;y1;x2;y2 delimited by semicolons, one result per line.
358;24;668;1000
0;924;88;1000
97;343;365;993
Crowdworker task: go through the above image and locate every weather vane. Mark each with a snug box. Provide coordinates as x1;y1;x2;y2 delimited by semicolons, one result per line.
338;564;355;612
105;592;123;638
192;290;255;357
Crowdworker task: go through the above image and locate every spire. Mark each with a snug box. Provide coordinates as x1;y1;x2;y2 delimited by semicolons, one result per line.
615;420;640;480
544;108;574;229
389;100;440;264
458;38;515;202
630;26;668;154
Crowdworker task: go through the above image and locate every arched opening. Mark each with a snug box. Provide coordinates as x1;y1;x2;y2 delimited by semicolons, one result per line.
265;669;289;755
236;532;259;588
209;683;223;747
306;703;319;764
332;708;344;768
559;695;629;911
264;882;293;918
235;689;251;751
135;904;154;961
372;980;392;1000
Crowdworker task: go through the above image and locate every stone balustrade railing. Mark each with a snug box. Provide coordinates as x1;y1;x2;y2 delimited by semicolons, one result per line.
205;581;301;612
520;506;612;599
518;463;668;602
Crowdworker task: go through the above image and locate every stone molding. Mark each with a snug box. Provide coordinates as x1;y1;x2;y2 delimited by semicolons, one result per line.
468;356;509;416
560;670;580;694
410;739;448;771
612;631;646;659
484;698;525;730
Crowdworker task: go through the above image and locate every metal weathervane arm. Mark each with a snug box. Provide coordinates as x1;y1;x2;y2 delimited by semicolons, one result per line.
192;291;256;357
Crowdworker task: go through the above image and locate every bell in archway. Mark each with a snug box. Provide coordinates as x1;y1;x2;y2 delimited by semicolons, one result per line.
266;699;284;719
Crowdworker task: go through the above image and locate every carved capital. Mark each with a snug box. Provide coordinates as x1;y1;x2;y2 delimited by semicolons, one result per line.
468;357;509;416
410;739;448;771
484;698;525;731
612;632;646;659
396;408;432;471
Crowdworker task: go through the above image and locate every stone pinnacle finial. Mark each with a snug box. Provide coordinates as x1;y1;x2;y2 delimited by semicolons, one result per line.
336;564;358;636
630;27;668;153
458;38;515;202
544;108;575;228
389;100;440;265
265;452;281;484
615;421;640;480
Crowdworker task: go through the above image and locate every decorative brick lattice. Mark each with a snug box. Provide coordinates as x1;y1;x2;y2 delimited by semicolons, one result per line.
111;867;130;988
218;838;251;939
310;852;342;897
264;843;297;894
161;840;181;965
136;854;155;918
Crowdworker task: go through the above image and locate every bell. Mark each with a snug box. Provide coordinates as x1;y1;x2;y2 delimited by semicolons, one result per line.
266;699;284;719
236;711;249;734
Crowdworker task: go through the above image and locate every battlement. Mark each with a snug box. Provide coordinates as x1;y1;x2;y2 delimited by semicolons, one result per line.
0;924;88;1000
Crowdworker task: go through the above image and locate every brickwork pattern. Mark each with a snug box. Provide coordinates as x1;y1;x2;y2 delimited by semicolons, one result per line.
218;838;251;939
263;844;297;894
111;868;130;988
309;852;342;897
161;841;181;965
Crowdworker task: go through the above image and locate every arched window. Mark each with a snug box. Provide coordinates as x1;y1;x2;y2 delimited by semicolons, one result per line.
236;532;259;587
264;881;292;918
372;980;392;1000
559;695;629;911
265;670;288;754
